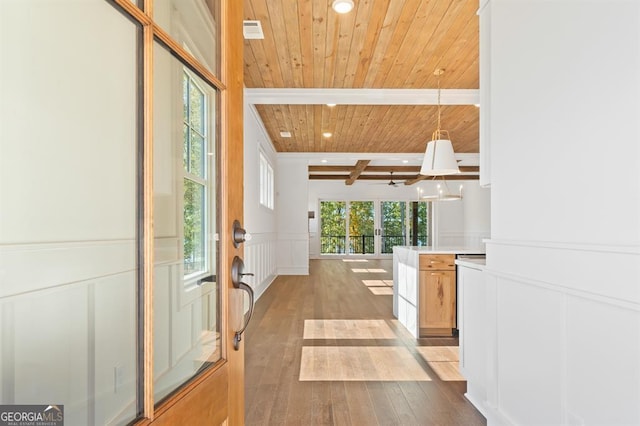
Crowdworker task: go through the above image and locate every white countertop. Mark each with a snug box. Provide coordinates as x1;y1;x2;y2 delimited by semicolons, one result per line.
393;245;486;255
455;257;487;270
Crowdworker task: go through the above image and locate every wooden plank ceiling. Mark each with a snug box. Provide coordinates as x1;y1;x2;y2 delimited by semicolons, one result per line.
243;0;479;154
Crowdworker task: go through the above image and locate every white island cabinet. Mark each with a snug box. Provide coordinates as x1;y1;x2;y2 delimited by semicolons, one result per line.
456;257;489;417
392;246;485;338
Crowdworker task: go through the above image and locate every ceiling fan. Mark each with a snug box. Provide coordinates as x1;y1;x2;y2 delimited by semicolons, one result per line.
372;171;402;187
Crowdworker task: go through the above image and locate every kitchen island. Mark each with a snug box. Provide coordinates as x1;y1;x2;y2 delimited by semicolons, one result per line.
392;245;485;338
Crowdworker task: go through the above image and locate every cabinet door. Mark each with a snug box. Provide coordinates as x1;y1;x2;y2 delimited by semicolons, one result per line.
419;270;456;331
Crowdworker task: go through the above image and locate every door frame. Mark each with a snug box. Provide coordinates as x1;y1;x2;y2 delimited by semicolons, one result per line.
111;0;244;424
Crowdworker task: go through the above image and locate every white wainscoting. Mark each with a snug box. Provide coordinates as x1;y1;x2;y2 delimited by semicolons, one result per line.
243;232;278;300
0;240;138;425
276;233;309;276
479;240;640;426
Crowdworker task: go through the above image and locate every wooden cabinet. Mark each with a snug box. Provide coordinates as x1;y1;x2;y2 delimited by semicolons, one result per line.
419;254;456;336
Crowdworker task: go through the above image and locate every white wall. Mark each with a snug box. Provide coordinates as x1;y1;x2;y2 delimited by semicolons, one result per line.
276;158;310;274
308;179;491;257
243;104;278;298
481;1;640;425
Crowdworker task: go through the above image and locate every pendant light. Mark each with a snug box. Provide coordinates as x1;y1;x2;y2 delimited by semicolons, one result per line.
420;69;460;176
422;177;463;202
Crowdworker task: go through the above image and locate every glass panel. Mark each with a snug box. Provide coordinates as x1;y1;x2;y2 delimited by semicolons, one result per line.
154;0;220;76
409;202;430;246
320;201;346;254
183;179;206;275
348;201;375;255
190;131;205;177
0;1;139;424
381;201;407;253
153;42;220;404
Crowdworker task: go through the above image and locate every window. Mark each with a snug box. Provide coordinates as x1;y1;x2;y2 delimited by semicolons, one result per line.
183;70;209;277
259;151;274;209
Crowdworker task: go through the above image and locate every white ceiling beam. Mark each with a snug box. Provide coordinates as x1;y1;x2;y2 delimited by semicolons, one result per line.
245;88;480;105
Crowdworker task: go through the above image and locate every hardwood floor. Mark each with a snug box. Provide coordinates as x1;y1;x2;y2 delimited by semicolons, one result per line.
244;259;486;426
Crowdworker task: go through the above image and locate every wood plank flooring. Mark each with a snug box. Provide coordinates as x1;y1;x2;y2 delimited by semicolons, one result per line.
244;259;486;426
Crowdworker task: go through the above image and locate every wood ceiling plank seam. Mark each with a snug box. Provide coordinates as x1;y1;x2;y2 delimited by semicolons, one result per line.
410;0;477;89
361;0;407;88
305;104;316;152
242;0;268;88
281;0;305;87
257;105;283;151
266;0;295;87
332;5;359;88
331;105;361;152
341;0;376;88
369;0;424;88
376;105;415;152
290;104;305;152
322;103;336;151
283;104;300;151
359;105;397;151
298;0;315;87
358;105;385;148
312;0;328;87
343;104;362;151
272;104;294;151
351;0;391;88
243;41;266;88
423;6;479;89
399;0;458;88
444;21;480;89
381;0;444;88
327;104;346;151
314;105;324;152
323;13;341;87
248;0;286;87
346;104;378;152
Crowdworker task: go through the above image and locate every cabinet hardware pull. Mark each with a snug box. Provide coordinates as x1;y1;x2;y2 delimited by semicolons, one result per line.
431;272;444;276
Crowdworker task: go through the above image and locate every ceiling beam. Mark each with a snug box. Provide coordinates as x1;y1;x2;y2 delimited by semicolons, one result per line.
246;88;480;105
345;160;371;185
309;174;479;181
308;165;480;173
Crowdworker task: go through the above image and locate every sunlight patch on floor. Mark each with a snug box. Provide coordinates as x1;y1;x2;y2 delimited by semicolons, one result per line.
299;346;432;381
342;259;369;262
351;268;387;273
361;279;393;287
303;319;396;339
368;287;393;295
416;346;465;381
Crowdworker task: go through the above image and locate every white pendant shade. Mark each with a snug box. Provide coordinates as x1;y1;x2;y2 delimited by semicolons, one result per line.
419;139;460;176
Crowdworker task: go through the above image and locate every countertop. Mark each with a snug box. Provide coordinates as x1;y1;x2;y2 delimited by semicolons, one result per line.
393;245;486;255
455;257;487;270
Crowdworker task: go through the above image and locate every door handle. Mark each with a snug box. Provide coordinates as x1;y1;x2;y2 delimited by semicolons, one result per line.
231;255;255;350
232;220;252;248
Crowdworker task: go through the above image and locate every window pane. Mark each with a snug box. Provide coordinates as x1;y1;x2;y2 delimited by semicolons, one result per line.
409;202;429;246
0;1;139;424
153;41;220;405
189;82;205;134
190;130;204;178
349;201;375;254
381;201;407;253
183;178;206;275
320;201;346;254
154;0;219;76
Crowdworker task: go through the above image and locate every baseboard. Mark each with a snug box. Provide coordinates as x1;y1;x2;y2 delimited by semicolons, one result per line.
254;274;277;301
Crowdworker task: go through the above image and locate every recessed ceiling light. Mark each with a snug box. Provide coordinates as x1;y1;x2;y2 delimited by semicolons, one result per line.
402;160;409;164
332;0;354;14
326;103;337;107
323;132;332;138
280;131;292;138
474;104;480;108
321;159;328;163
